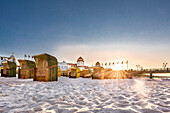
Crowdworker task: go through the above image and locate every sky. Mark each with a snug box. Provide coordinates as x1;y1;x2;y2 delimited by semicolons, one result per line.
0;0;170;69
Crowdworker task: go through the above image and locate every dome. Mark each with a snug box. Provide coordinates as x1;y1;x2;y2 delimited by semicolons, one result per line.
9;53;15;59
9;53;16;63
77;56;84;62
95;62;100;67
9;55;15;59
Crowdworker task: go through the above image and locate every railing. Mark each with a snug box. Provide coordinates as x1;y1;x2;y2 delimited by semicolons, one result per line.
135;68;170;73
124;68;170;73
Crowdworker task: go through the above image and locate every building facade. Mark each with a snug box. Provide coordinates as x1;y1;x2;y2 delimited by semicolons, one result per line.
58;56;89;72
77;56;85;71
58;61;71;71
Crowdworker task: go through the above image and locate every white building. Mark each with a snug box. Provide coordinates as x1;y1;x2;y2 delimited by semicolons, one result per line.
77;56;85;71
58;57;89;72
58;61;71;71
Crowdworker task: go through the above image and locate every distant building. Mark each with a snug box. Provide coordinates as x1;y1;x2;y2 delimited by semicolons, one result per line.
58;61;77;76
87;67;93;72
0;57;9;66
77;57;84;66
58;61;79;71
58;61;71;71
77;56;85;71
0;53;16;67
67;63;77;68
58;56;89;72
95;62;101;67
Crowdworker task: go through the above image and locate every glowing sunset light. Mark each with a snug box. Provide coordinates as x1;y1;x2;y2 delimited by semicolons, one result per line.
114;63;122;71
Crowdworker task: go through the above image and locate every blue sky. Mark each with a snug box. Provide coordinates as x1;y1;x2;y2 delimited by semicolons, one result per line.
0;0;170;68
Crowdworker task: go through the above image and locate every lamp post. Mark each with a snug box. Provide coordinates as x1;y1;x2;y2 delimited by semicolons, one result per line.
163;63;168;71
141;66;143;71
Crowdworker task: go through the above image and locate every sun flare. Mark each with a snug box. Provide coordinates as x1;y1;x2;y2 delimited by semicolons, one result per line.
113;64;123;70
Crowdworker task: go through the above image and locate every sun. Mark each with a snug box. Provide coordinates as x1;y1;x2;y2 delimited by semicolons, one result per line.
114;64;122;70
110;64;121;70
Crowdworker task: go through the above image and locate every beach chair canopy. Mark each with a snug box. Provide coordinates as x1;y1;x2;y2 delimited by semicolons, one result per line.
3;61;16;69
18;60;36;69
33;53;58;66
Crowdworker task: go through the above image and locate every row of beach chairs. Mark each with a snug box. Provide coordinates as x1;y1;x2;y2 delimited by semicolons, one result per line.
1;53;132;81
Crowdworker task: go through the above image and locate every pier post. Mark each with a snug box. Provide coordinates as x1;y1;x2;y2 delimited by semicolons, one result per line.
18;68;21;78
150;72;152;79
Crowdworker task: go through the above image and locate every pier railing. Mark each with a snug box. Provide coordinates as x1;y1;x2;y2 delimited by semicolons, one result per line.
127;68;170;73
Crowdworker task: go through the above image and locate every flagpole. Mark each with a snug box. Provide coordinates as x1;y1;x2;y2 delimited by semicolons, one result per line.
126;60;128;71
121;61;123;70
122;63;123;70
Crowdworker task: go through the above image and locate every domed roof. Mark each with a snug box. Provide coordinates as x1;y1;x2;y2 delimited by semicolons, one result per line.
9;52;15;59
77;56;84;62
9;55;15;58
95;62;100;66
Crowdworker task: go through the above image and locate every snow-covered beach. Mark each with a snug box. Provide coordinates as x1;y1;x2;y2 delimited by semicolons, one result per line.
0;76;169;113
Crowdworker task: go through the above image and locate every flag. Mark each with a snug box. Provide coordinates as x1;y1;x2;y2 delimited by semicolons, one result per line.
24;54;27;58
121;61;123;64
117;62;119;64
32;56;34;58
109;62;111;65
28;55;30;58
105;63;107;65
112;62;114;65
126;60;128;64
